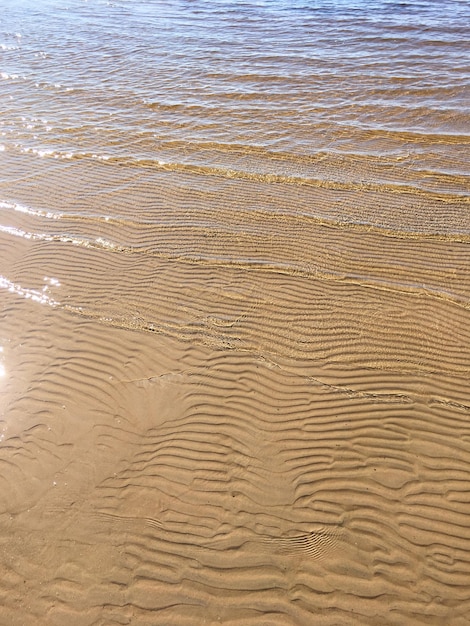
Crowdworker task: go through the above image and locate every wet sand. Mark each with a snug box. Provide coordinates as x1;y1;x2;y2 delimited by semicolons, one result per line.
1;1;470;624
1;147;470;625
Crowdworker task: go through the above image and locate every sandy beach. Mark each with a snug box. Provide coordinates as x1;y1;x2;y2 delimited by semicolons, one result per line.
1;1;469;624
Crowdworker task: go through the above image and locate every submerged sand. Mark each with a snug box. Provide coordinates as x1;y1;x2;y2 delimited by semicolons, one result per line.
0;146;469;625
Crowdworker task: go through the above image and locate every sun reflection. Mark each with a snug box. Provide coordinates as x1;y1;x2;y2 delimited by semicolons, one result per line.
0;275;60;307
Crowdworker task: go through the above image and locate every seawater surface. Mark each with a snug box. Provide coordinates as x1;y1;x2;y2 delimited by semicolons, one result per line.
0;1;469;624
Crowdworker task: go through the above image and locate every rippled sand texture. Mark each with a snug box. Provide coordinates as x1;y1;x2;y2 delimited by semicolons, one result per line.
1;1;470;624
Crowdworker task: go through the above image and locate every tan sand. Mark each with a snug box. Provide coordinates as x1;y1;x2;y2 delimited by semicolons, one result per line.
0;146;469;626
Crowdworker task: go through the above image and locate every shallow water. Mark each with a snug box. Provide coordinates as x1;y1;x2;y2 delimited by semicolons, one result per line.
1;1;470;624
